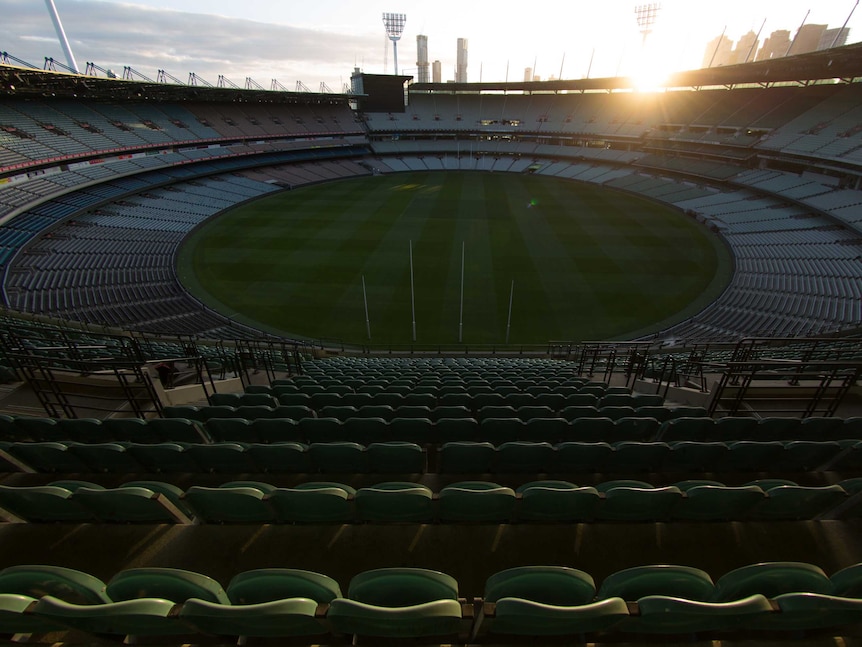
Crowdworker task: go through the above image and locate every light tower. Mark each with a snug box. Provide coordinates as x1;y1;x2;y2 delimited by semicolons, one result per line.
44;0;80;73
382;12;407;75
634;3;661;48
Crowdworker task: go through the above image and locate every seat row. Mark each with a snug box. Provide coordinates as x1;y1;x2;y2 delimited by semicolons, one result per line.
3;561;862;639
4;438;862;475
0;478;858;524
7;413;859;446
221;389;659;411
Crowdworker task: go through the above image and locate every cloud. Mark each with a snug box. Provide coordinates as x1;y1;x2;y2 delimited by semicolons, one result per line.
0;0;380;87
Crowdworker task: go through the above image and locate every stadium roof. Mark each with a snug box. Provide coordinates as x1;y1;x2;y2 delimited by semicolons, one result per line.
0;63;354;104
410;42;862;93
1;41;861;103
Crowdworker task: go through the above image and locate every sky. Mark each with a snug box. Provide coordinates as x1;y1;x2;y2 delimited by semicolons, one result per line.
1;0;861;91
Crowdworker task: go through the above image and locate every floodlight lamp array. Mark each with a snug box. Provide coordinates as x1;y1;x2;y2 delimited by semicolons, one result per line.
634;3;660;31
382;13;407;41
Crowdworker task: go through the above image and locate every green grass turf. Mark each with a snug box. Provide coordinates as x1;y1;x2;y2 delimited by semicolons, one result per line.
176;171;732;346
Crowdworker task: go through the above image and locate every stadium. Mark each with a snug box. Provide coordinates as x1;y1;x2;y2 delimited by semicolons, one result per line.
0;11;861;645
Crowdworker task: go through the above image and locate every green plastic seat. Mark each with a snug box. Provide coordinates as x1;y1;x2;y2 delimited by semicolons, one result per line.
0;565;109;603
435;417;479;442
271;406;316;422
187;443;257;473
122;481;192;517
713;417;758;441
664;441;728;472
484;565;595;605
179;597;324;637
205;418;257;443
33;595;181;636
756;417;802;441
713;562;832;602
480;418;526;444
657;417;716;442
0;484;95;522
103;418;160;443
125;443;199;473
298;417;346;443
392;405;433;420
147;418;209;443
522;418;570;444
182;486;275;523
771;591;862;630
613;417;660;442
11;417;62;443
246;442;310;473
723;441;785;472
608;441;670;472
777;440;842;471
366;442;425;473
209;393;242;407
327;568;462;638
674;484;765;521
752;484;847;520
267;486;352;523
309;442;367;473
439;441;495;473
554;442;614;472
596;485;684;521
227;568;342;604
73;486;193;523
68;443;145;473
438;481;516;522
493;441;555;473
481;566;628;635
389;418;435;444
0;593;65;634
108;567;229;604
491;596;629;635
355;482;434;522
343;417;389;445
8;442;90;473
831;562;862;597
569;417;615;442
516;482;601;522
598;565;715;602
636;594;774;633
276;392;311;406
56;418;113;444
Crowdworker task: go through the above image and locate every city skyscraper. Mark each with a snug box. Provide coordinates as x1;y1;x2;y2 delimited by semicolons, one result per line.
524;67;532;82
788;23;828;56
702;34;733;67
818;27;850;50
756;30;791;61
416;35;429;83
432;60;442;83
730;30;759;65
456;38;468;83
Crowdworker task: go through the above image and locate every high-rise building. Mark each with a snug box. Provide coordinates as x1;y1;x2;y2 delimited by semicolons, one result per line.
756;30;791;61
456;38;468;83
730;30;759;65
702;34;733;67
788;24;827;56
818;27;850;50
432;60;442;83
523;67;532;82
416;35;429;83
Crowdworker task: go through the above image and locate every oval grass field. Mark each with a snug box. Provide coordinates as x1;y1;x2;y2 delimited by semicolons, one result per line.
176;171;732;346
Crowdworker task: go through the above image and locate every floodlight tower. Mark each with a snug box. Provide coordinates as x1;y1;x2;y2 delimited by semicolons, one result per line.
634;3;661;48
44;0;80;73
382;12;407;75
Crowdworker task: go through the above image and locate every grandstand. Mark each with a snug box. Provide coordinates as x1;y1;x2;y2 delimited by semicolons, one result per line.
0;42;860;645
